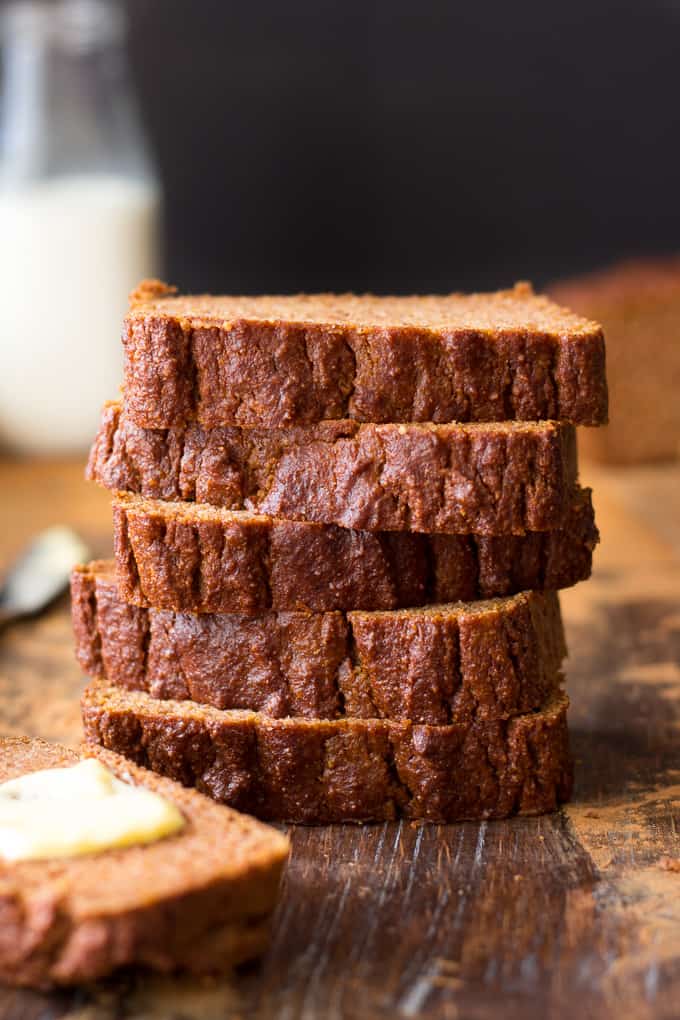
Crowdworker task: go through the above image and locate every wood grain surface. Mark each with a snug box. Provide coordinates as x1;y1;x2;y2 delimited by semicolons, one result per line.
1;455;680;1019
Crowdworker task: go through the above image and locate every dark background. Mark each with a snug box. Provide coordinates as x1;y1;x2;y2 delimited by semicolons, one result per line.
125;0;679;295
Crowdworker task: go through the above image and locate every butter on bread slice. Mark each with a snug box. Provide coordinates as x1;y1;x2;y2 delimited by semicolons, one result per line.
0;736;289;988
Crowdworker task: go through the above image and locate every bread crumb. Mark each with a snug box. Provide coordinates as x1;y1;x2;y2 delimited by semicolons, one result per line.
659;856;680;872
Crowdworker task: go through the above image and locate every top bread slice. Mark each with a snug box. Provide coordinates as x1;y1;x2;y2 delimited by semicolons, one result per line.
123;280;608;428
0;736;289;988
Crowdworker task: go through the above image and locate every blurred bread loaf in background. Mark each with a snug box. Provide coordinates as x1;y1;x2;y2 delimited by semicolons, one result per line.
550;256;680;465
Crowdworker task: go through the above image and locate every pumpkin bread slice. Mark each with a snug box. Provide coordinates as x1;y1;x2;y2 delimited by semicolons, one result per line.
0;736;289;988
123;280;606;427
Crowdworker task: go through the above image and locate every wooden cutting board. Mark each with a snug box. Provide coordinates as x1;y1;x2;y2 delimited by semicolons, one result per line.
1;457;679;1020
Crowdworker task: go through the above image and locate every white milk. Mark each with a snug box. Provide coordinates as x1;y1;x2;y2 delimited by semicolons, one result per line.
0;173;158;454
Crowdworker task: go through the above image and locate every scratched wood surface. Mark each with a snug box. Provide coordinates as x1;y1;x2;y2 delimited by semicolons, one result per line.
0;455;680;1020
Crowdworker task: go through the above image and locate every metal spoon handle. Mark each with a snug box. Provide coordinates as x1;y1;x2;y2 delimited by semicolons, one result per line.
0;526;90;632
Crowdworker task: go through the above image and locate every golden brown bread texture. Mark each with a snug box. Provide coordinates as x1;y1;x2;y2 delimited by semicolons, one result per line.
81;679;573;823
72;561;566;725
90;401;578;535
112;489;597;613
123;280;607;428
550;256;680;464
0;736;289;988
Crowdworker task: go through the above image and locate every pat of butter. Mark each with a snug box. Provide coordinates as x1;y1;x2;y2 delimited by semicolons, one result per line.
0;759;184;861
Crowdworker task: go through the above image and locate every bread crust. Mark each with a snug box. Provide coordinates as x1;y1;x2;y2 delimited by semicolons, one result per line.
111;490;596;614
72;562;566;725
81;680;573;823
90;402;578;535
122;281;607;427
0;737;289;988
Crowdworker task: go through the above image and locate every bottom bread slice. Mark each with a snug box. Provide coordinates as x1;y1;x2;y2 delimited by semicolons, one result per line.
0;737;289;988
81;680;573;823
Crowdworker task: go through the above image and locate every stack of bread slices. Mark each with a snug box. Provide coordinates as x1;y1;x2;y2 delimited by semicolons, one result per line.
74;279;607;823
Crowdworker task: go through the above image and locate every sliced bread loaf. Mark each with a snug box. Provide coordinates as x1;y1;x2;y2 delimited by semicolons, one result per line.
72;561;566;725
0;736;289;988
81;680;572;823
551;256;680;464
112;490;597;614
90;401;577;535
123;280;607;427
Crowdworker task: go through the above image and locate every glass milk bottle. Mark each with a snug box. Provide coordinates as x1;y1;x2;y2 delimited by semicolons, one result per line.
0;0;159;454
